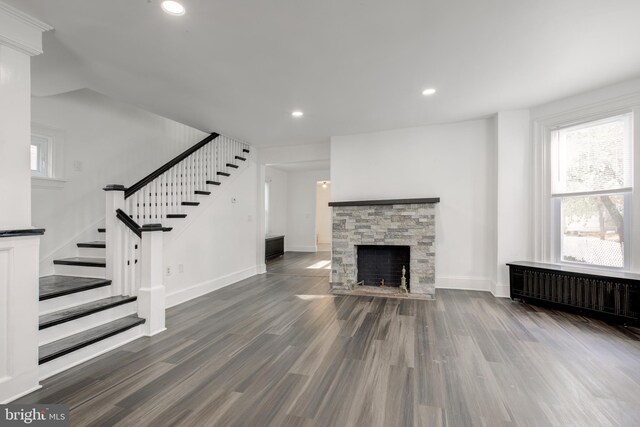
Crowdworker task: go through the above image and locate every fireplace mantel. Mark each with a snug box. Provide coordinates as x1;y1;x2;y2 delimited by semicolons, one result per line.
328;197;440;207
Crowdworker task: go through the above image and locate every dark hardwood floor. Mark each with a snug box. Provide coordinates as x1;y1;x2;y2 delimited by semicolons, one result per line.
19;252;640;426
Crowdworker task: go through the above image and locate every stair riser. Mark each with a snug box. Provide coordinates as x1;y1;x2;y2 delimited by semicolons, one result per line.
162;217;188;229
39;302;138;346
77;247;106;258
54;264;106;279
195;193;211;201
39;324;144;380
39;286;113;315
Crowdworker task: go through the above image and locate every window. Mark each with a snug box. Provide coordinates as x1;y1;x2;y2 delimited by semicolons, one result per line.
30;133;52;177
551;113;633;269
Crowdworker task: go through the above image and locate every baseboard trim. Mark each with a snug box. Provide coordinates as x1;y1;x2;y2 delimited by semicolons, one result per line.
285;246;317;252
2;384;42;404
145;327;167;337
491;283;510;298
257;263;267;274
166;265;259;308
436;276;492;292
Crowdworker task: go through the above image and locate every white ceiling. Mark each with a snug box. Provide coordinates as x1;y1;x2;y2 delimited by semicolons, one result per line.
10;0;640;147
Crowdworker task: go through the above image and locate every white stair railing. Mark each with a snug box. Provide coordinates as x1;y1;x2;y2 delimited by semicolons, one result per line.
124;134;250;223
104;133;250;336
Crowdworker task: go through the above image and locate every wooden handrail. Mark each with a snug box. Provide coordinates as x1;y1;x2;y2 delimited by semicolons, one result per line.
124;133;219;199
116;209;142;238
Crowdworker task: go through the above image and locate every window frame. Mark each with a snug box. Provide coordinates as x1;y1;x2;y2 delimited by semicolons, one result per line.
30;123;66;189
541;109;635;271
30;133;53;178
549;110;634;271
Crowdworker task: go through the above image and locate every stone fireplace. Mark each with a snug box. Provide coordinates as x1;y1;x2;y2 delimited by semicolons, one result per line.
329;198;439;298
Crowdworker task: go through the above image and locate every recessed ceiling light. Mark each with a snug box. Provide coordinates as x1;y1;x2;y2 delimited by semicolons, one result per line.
422;88;437;96
291;111;304;117
161;1;186;16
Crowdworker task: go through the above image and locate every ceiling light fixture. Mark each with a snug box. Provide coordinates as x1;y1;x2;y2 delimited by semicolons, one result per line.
161;1;186;16
422;88;437;96
291;111;304;117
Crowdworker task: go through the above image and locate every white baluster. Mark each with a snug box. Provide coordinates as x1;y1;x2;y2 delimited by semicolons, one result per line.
187;155;192;202
200;148;205;187
194;152;199;191
140;185;145;224
211;141;215;178
130;232;137;295
201;148;204;186
208;143;212;181
193;151;198;191
150;180;155;222
123;230;130;295
214;140;218;178
196;149;201;189
161;172;166;221
178;162;183;208
135;192;140;222
135;234;141;295
158;175;163;221
157;174;162;221
172;165;177;212
196;151;200;191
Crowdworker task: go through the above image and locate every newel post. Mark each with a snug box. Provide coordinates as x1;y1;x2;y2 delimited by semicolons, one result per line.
139;224;166;336
104;184;126;295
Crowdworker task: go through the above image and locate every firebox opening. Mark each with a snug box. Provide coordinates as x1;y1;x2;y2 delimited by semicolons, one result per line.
356;245;410;288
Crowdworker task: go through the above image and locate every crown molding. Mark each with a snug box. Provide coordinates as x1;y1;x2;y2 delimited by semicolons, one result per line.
0;1;52;56
0;2;52;32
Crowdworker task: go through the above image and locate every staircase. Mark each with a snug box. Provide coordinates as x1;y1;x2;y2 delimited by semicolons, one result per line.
37;133;250;379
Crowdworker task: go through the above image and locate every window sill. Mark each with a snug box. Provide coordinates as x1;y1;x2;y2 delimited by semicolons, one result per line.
32;176;67;189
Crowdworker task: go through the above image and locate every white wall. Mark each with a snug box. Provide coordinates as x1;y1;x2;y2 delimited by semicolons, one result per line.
494;110;531;297
259;141;330;165
331;120;495;290
265;166;288;236
164;159;259;306
315;181;332;245
286;169;330;252
31;89;208;274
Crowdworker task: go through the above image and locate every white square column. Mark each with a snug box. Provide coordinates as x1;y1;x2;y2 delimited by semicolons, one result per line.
0;2;52;403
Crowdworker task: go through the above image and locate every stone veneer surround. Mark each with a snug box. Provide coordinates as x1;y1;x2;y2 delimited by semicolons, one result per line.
331;202;436;297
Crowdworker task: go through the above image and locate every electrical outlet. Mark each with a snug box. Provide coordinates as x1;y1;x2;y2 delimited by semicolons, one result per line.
178;264;184;273
166;266;171;276
73;160;83;172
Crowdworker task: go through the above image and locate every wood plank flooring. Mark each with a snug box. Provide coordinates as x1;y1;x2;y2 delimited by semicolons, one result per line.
18;252;640;426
